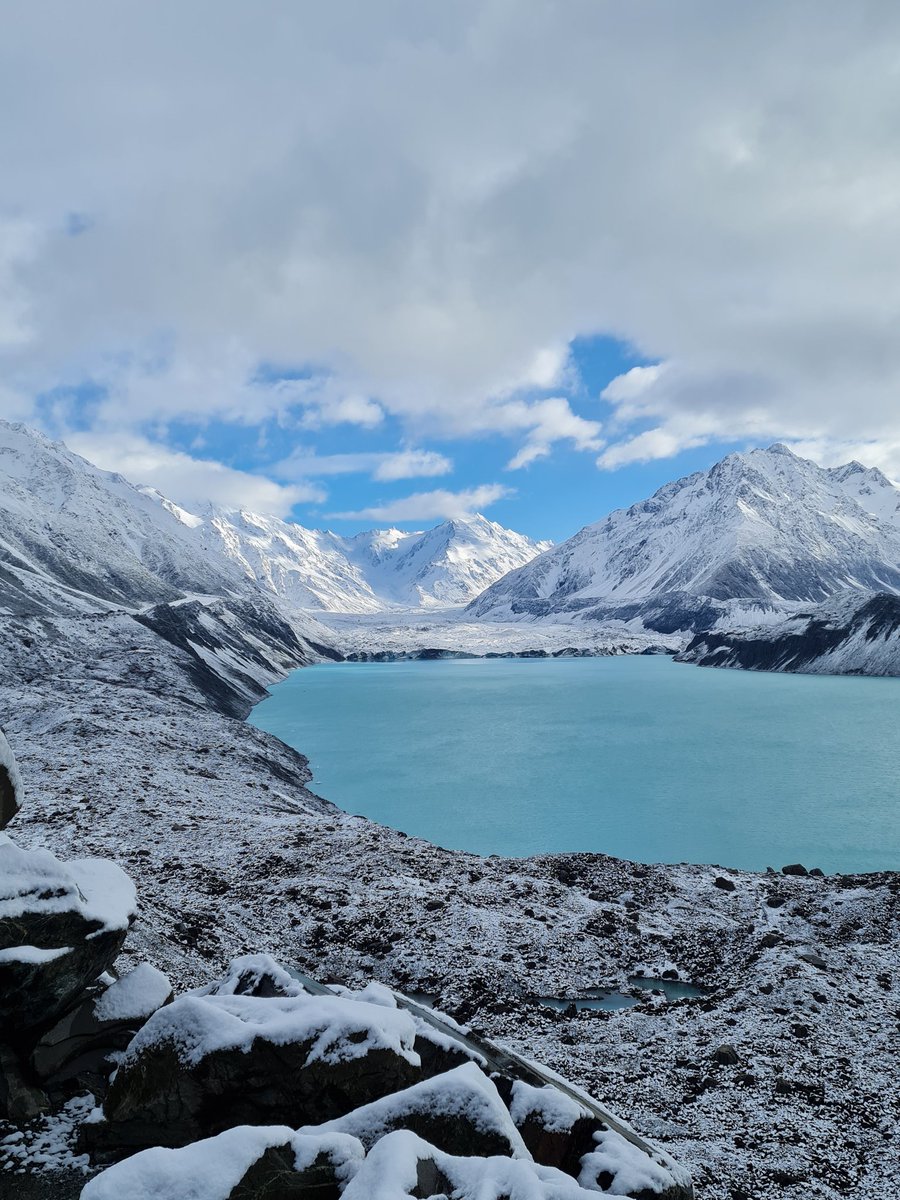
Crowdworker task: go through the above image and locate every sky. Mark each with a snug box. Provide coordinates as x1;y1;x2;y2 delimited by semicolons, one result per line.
3;3;900;542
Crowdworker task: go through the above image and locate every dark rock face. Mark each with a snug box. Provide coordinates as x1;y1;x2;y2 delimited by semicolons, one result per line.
31;965;172;1100
134;597;316;719
225;1144;347;1199
678;591;900;675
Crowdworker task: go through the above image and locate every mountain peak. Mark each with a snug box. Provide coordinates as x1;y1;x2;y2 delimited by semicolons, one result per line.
470;442;900;618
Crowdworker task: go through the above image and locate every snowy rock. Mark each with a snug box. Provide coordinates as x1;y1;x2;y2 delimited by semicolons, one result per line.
307;1062;529;1160
339;1129;599;1200
31;964;173;1097
93;990;422;1151
509;1080;692;1198
0;835;136;1037
194;952;307;1000
0;727;22;829
80;1125;364;1200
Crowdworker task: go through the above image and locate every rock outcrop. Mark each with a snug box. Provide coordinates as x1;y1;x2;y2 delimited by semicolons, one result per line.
677;588;900;676
0;836;137;1038
83;955;693;1200
0;733;169;1129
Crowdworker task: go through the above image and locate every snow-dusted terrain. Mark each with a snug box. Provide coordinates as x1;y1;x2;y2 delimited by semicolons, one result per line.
469;445;900;627
2;608;898;1199
679;589;900;676
0;423;249;617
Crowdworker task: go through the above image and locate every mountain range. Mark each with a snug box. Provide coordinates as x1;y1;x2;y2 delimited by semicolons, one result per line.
0;421;547;619
4;421;900;674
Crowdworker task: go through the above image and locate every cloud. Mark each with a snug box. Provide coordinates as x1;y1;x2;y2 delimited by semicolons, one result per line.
505;397;603;469
329;484;513;523
5;4;900;476
64;431;321;517
275;447;452;481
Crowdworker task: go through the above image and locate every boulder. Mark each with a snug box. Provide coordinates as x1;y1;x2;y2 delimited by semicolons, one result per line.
782;864;809;877
0;728;22;829
0;1043;48;1124
712;1044;740;1066
509;1080;692;1198
80;1126;364;1200
339;1129;599;1200
195;952;305;1000
32;963;172;1098
0;835;136;1038
308;1062;528;1159
93;989;422;1152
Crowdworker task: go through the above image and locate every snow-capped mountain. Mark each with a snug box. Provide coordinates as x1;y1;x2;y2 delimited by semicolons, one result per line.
469;444;900;623
198;509;550;612
0;421;547;619
0;421;247;616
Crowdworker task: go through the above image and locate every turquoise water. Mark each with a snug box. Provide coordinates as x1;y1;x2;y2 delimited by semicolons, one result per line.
249;656;900;873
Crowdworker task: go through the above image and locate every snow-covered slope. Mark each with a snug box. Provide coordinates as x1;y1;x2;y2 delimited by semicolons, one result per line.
470;444;900;623
0;422;545;622
678;589;900;676
200;510;550;612
0;421;247;616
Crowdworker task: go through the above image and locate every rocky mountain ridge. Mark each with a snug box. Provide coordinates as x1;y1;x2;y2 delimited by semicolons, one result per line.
678;588;900;676
469;444;900;629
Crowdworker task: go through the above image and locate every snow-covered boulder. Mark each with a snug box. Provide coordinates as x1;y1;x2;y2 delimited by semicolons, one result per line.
510;1081;692;1198
80;1125;364;1200
0;727;22;829
32;963;172;1097
94;989;423;1151
194;952;306;999
307;1062;529;1160
0;835;136;1037
340;1128;599;1199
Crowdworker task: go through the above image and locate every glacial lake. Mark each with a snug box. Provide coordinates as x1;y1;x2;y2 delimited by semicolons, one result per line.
249;656;900;874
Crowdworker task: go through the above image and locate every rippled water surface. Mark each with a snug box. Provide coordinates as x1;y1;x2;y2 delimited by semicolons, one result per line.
250;656;900;873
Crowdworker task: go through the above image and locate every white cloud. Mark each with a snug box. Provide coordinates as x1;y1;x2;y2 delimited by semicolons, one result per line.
373;449;453;481
275;447;452;481
329;484;513;523
4;4;900;475
505;396;603;469
64;431;321;517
